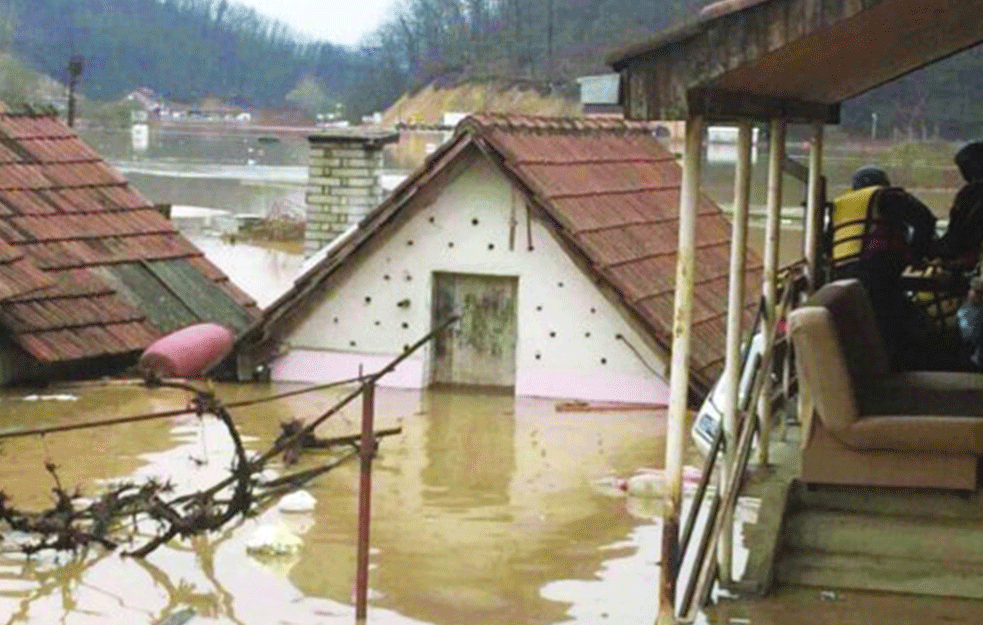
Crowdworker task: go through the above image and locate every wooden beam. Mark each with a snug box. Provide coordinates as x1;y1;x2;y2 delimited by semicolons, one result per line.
688;88;839;123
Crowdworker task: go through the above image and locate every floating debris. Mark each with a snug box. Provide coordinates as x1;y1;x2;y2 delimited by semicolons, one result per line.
277;490;316;513
21;394;77;402
246;523;302;556
157;608;195;625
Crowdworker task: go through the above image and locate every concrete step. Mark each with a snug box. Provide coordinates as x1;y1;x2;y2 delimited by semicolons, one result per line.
776;549;983;600
783;509;983;564
790;483;983;520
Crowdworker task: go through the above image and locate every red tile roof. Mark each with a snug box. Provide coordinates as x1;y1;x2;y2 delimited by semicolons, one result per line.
0;107;259;365
243;114;761;393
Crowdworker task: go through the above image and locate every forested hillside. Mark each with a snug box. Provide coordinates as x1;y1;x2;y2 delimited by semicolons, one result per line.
0;0;709;119
0;0;363;107
2;0;983;138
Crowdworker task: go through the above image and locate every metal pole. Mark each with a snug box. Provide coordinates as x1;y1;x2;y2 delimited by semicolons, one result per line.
804;121;824;291
718;121;753;584
66;55;83;129
757;119;786;465
355;382;376;622
799;120;824;447
658;115;703;625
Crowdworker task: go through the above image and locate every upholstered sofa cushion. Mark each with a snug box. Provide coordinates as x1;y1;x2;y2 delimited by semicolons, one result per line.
865;371;983;416
789;306;859;432
810;279;892;396
839;415;983;454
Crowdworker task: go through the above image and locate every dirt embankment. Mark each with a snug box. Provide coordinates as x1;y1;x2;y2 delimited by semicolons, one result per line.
381;79;582;170
382;80;581;127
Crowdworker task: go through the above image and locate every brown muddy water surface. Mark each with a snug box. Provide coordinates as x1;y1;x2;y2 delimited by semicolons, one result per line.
0;384;667;624
3;386;978;625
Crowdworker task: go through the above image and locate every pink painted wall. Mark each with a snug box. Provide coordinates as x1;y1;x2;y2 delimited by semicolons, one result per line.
271;350;426;389
516;368;669;404
272;349;670;403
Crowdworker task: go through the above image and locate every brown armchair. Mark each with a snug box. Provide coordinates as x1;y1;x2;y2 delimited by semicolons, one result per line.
789;279;983;490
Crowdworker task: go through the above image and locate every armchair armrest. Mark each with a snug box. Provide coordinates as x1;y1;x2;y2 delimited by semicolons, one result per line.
839;415;983;454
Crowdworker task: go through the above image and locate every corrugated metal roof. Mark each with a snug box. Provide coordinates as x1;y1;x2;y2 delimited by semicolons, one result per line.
243;113;761;393
0;108;259;365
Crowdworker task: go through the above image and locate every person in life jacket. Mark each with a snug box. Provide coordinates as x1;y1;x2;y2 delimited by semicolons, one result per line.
939;141;983;269
829;166;938;369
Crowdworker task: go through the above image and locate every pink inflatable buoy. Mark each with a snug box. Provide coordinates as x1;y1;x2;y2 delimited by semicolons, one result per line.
139;323;235;379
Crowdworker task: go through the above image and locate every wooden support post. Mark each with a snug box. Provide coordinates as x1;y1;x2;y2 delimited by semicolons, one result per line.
805;121;824;291
659;115;703;625
758;119;786;466
355;382;376;623
718;121;753;584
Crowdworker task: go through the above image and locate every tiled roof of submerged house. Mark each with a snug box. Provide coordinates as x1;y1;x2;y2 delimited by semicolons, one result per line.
0;106;258;366
244;114;761;392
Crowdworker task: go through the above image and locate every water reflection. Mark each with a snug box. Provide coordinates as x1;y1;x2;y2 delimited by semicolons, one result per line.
420;389;515;508
0;384;664;624
186;236;303;308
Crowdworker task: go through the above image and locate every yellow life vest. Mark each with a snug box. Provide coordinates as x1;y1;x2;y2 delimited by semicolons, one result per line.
830;186;882;268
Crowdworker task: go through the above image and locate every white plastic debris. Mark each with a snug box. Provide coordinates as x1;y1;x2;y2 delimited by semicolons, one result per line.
617;466;703;498
276;490;316;513
245;524;302;555
21;394;77;402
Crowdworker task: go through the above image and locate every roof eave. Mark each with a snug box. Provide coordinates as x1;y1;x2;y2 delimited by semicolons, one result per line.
607;18;707;72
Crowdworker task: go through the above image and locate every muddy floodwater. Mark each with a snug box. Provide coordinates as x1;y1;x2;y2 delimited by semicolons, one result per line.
0;384;670;624
3;386;979;625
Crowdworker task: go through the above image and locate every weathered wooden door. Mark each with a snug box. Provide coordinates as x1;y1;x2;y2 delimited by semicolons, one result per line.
432;273;518;388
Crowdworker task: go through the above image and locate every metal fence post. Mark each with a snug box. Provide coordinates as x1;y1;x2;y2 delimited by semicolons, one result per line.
355;381;376;622
659;114;703;625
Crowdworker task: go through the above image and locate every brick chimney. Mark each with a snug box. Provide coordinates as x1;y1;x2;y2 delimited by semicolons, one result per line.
305;128;399;256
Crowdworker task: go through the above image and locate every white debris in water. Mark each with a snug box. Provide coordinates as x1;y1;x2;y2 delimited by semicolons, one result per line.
276;490;316;513
245;524;302;555
21;394;77;402
72;497;94;511
255;468;279;484
622;473;663;498
169;424;202;436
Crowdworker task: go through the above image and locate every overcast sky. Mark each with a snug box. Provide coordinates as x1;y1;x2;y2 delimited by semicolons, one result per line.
234;0;400;46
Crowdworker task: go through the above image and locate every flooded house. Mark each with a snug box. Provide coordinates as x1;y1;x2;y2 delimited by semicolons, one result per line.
235;114;761;404
0;104;258;384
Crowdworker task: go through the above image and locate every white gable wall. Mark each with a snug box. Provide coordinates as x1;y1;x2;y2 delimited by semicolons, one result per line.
272;156;671;404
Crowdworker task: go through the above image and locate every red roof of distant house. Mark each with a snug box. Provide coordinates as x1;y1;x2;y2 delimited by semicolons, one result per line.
243;113;761;392
0;106;259;365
